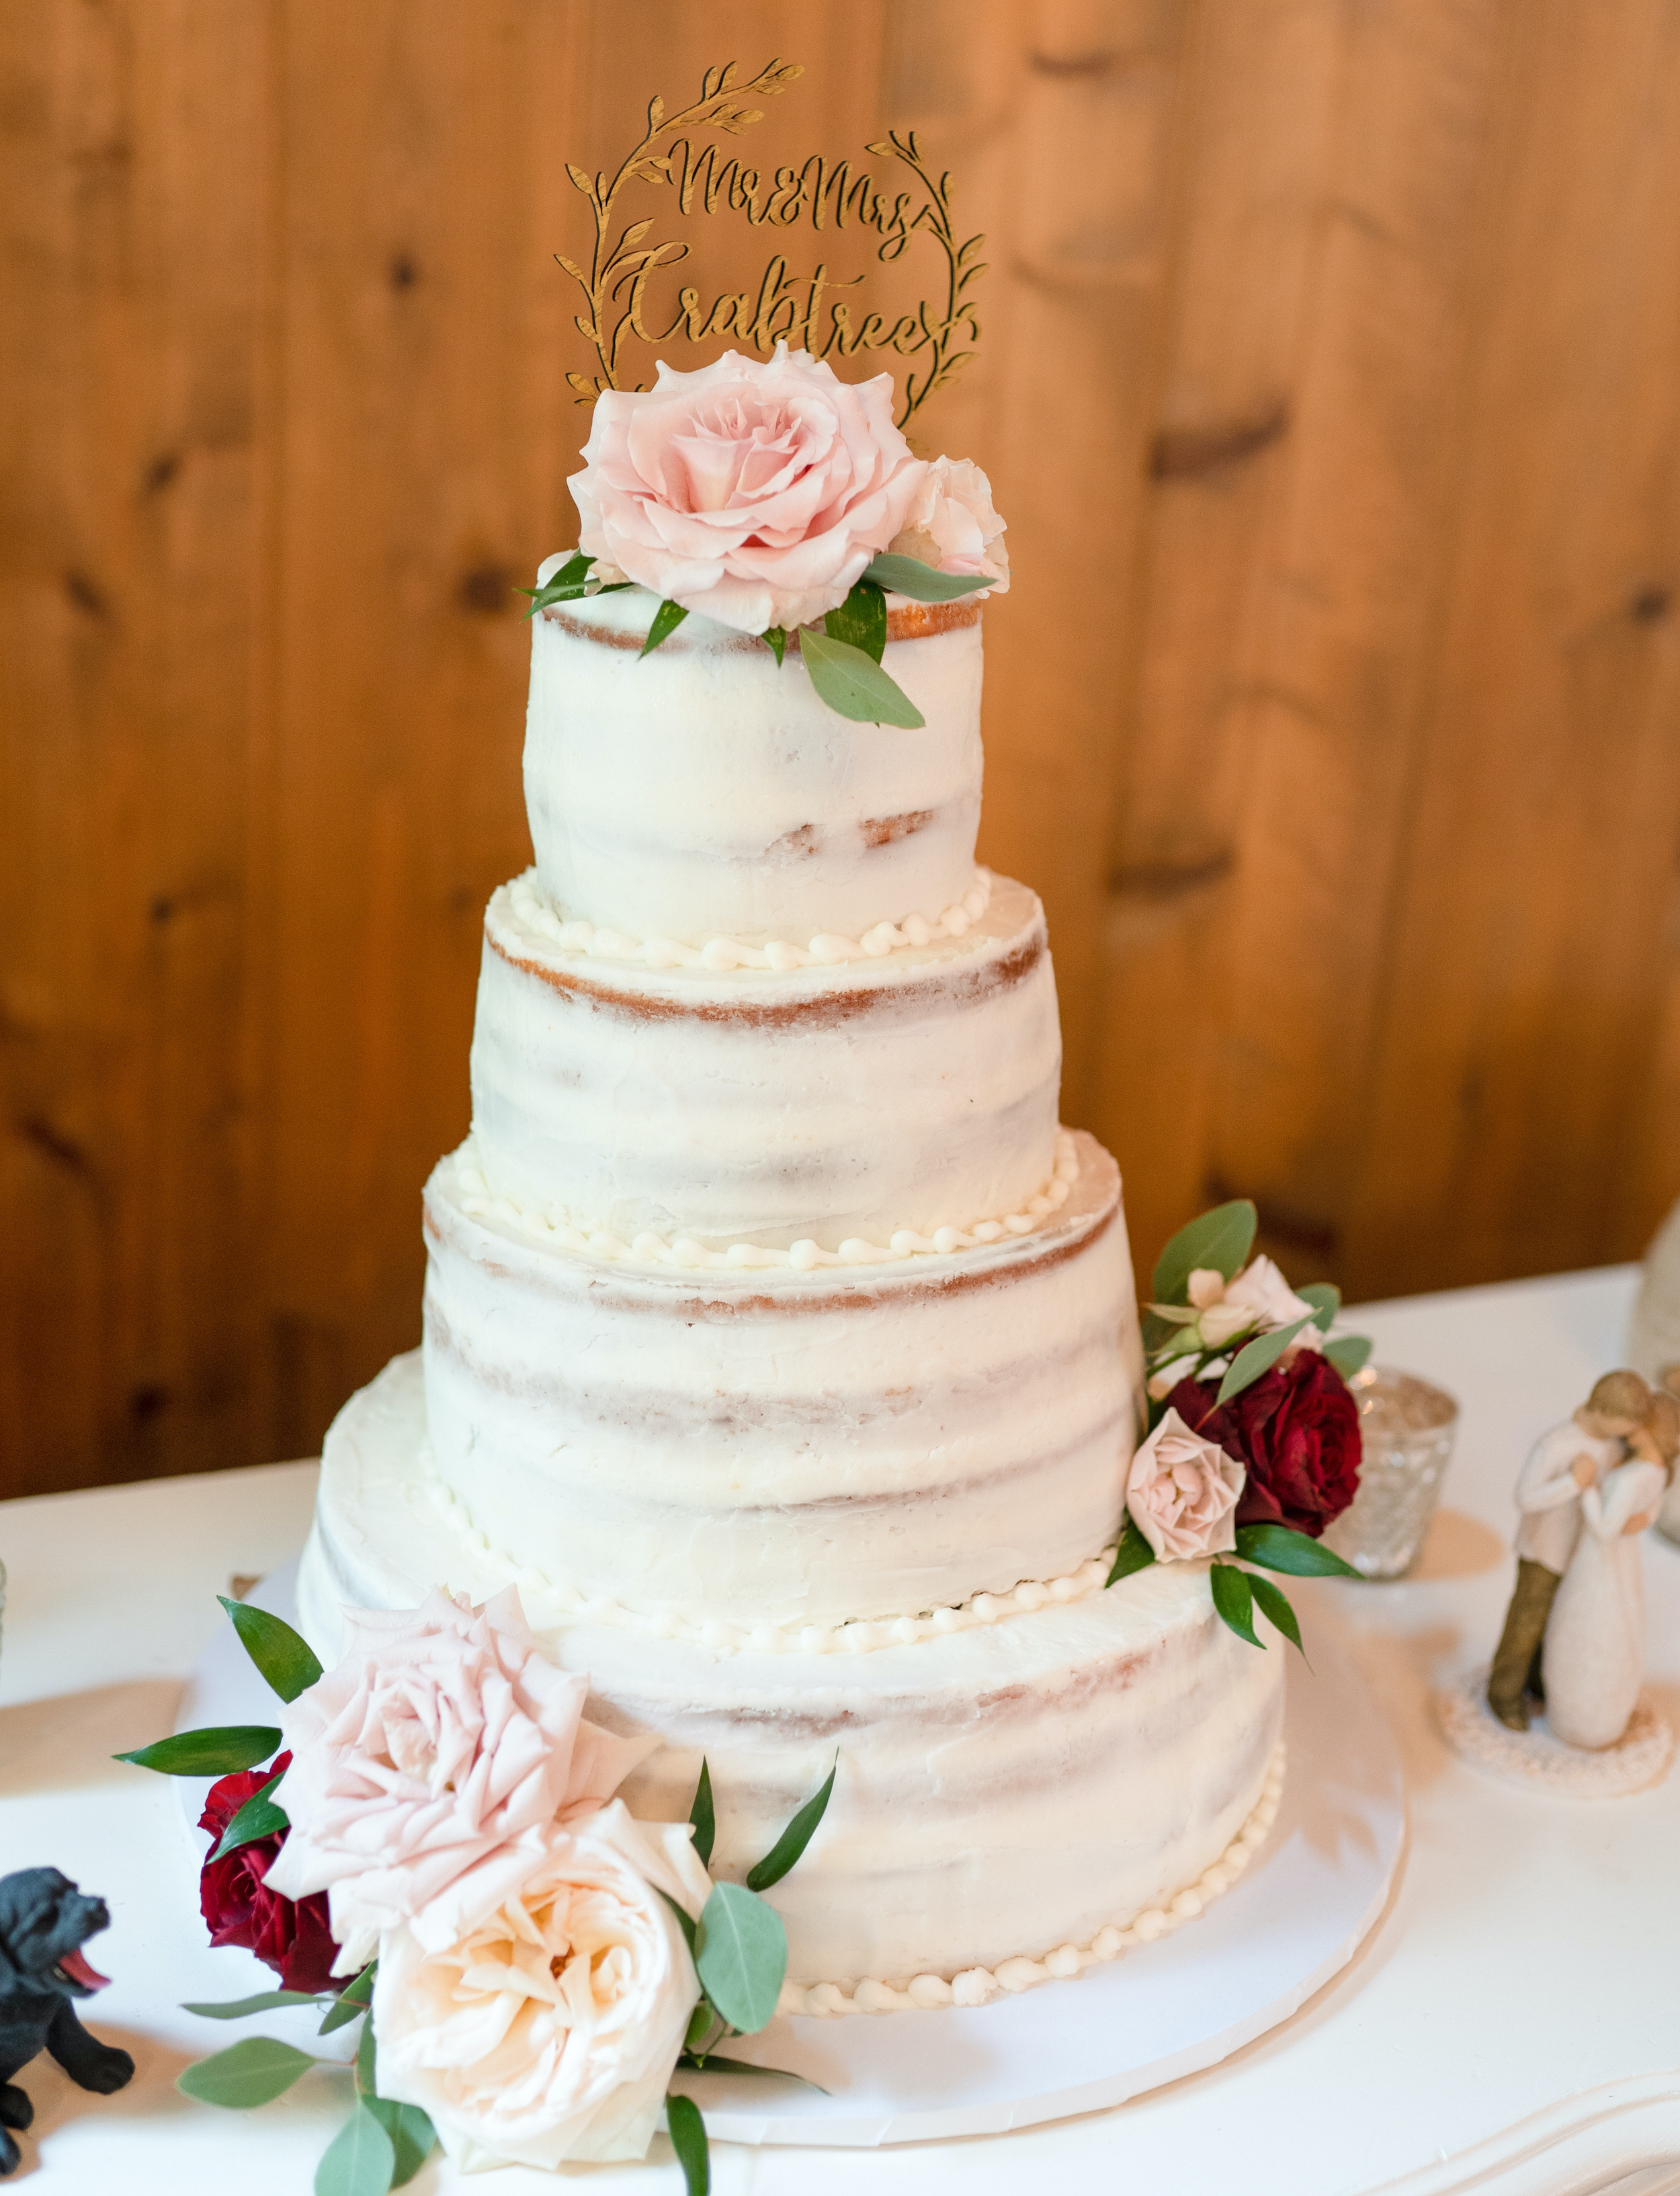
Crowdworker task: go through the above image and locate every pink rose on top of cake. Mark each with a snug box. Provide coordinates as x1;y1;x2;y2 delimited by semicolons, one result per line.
372;1801;710;2171
262;1587;653;1971
1126;1408;1245;1561
569;341;927;634
887;454;1009;594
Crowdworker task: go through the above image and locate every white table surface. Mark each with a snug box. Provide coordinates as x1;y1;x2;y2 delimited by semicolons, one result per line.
1;1266;1676;2195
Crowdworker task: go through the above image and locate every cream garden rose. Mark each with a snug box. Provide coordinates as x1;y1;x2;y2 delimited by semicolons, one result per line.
887;454;1009;593
1126;1408;1246;1561
372;1802;712;2170
263;1588;652;1970
569;341;927;635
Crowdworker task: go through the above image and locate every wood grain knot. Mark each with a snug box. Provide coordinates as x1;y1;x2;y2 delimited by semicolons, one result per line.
64;569;110;620
458;565;511;615
1150;405;1289;481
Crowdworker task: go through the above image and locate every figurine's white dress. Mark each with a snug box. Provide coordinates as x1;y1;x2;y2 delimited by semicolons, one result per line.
1542;1460;1666;1749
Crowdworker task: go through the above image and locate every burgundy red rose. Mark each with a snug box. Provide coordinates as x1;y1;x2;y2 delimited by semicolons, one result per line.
198;1751;338;1995
1166;1348;1361;1539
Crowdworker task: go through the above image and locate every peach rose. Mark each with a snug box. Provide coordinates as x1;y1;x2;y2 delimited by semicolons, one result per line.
372;1802;710;2170
1126;1408;1245;1561
263;1588;652;1971
887;455;1009;593
569;343;927;635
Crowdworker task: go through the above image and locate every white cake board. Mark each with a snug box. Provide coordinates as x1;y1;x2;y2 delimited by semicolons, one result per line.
178;1561;1406;2149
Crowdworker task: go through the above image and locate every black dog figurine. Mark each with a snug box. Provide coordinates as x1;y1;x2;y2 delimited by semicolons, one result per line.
0;1869;133;2174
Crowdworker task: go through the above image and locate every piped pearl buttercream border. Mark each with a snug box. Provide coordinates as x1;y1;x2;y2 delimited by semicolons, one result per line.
774;1742;1287;2018
506;868;993;973
454;1129;1083;1274
425;1450;1118;1658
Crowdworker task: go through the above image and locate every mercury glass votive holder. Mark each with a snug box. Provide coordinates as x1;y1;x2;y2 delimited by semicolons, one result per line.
1320;1365;1459;1580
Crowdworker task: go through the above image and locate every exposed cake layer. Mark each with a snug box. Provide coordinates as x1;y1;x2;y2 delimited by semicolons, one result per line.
469;870;1060;1252
421;1133;1140;1629
296;1366;1284;1993
525;575;983;944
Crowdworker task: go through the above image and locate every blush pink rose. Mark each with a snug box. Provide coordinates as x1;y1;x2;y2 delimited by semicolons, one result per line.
887;455;1009;593
569;342;927;635
263;1588;653;1971
1126;1408;1246;1561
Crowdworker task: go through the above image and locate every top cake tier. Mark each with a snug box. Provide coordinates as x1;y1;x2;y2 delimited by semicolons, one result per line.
523;567;984;948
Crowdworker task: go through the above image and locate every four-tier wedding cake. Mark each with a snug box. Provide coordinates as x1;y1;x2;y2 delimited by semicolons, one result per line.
294;348;1285;2012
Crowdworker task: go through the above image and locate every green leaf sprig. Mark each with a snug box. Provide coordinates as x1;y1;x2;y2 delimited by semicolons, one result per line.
668;1755;840;2168
1105;1510;1360;1652
626;549;998;725
521;550;634;618
178;1963;437;2191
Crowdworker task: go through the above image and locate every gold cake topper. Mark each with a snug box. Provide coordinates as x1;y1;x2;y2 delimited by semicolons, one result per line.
557;59;986;428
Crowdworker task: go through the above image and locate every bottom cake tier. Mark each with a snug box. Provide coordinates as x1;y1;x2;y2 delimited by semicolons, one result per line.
296;1354;1286;2007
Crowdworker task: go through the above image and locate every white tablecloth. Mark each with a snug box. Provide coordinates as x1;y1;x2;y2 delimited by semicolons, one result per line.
1;1267;1676;2194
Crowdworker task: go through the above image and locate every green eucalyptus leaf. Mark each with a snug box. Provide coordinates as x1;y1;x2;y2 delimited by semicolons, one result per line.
521;552;593;616
318;1962;377;2036
1248;1572;1305;1654
182;1990;330;2019
823;579;887;663
639;598;689;657
667;2093;710;2196
116;1725;282;1777
746;1759;837;1892
177;2037;315;2109
314;2101;395;2196
1140;1309;1189;1357
1296;1283;1341;1334
209;1771;289;1861
684;1998;719;2055
1325;1333;1374;1378
1105;1514;1158;1587
1209;1561;1261;1648
761;625;787;667
217;1596;323;1704
861;553;995;603
1152;1201;1257;1306
659;1887;699;1956
365;2098;436;2189
796;628;925;727
689;1758;716;1869
354;2008;376;2096
1234;1523;1361;1578
694;1882;787;2035
677;2053;829;2094
1216;1315;1313;1404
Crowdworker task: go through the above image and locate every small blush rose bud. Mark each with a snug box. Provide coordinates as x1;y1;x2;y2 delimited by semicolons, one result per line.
1198;1301;1259;1348
1186;1268;1228;1311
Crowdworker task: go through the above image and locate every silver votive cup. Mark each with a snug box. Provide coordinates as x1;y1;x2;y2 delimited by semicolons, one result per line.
1320;1365;1459;1579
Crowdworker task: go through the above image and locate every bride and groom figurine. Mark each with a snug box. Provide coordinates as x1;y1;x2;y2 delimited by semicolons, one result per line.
1488;1369;1678;1749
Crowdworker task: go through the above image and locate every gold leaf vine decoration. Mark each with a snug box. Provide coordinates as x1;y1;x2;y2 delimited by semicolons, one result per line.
555;59;986;430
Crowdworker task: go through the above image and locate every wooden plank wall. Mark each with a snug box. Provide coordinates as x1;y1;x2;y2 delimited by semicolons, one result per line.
5;0;1679;1496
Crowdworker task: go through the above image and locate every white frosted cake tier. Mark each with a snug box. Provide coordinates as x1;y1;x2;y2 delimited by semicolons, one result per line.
419;1133;1140;1630
468;869;1060;1251
525;576;983;944
296;1365;1284;1996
